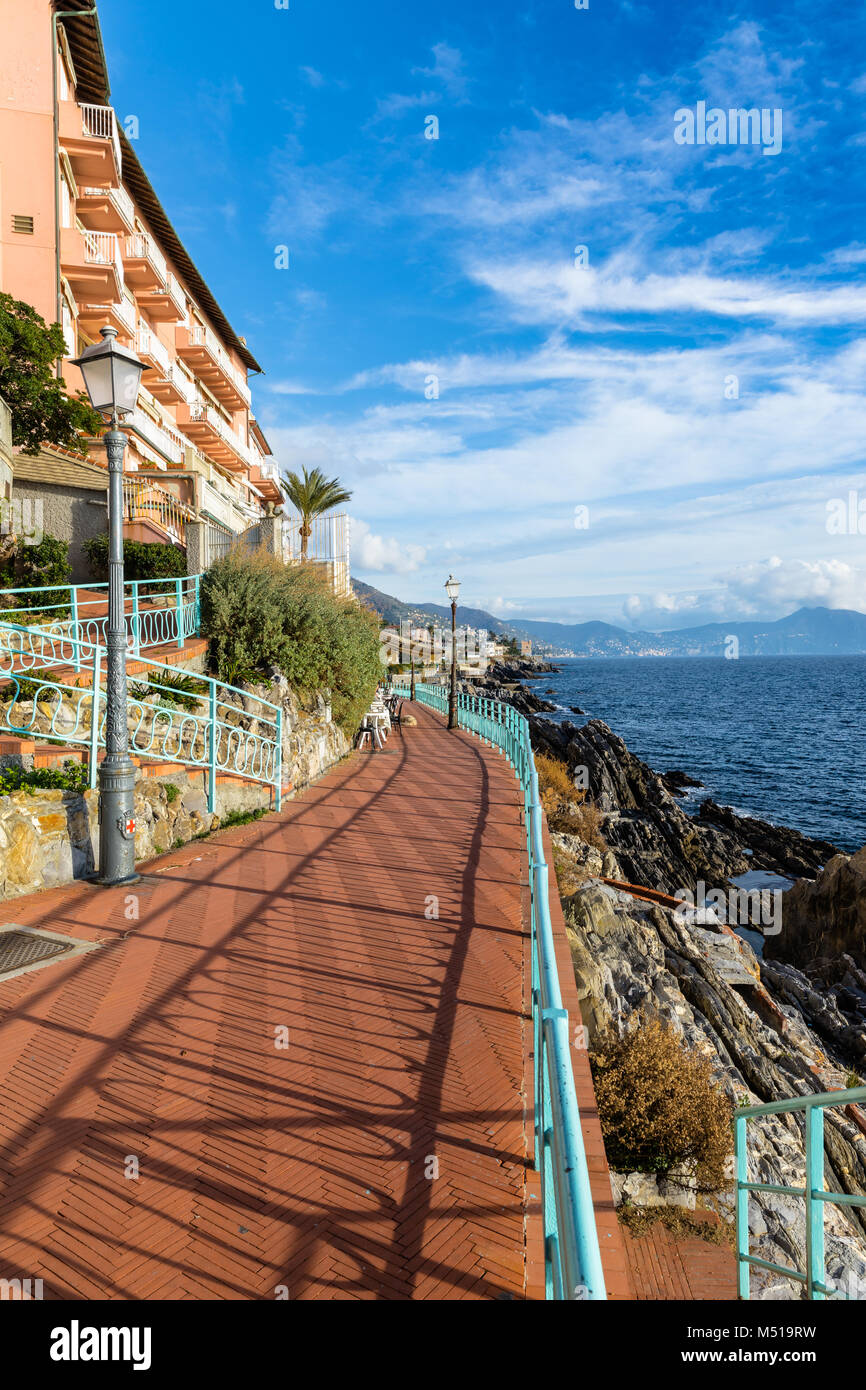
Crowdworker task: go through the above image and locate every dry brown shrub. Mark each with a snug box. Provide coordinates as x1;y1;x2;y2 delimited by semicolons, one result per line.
535;752;606;850
589;1016;733;1191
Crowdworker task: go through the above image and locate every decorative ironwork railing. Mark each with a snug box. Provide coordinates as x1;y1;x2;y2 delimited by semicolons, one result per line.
0;576;200;661
0;621;282;812
735;1087;866;1299
390;680;607;1301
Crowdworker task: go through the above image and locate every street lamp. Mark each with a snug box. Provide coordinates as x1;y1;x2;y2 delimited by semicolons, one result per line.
444;574;460;730
71;326;148;885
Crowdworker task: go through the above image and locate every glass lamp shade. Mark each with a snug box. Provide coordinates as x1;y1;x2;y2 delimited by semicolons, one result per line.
70;325;147;418
444;574;460;603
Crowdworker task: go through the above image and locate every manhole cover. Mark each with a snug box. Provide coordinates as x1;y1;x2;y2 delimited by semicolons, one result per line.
0;931;72;976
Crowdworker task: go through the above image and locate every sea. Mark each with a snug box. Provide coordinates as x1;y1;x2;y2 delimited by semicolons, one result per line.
535;654;865;853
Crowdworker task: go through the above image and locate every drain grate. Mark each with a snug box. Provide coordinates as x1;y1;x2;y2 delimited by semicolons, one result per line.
0;931;73;976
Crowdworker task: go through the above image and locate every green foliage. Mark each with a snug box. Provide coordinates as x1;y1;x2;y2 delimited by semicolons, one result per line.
0;759;88;795
129;669;208;711
83;534;187;582
199;550;381;730
846;1070;862;1090
217;806;267;830
164;783;180;804
0;667;63;702
0;292;103;453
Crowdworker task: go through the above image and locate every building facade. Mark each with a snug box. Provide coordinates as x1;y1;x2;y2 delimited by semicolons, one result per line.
0;0;283;567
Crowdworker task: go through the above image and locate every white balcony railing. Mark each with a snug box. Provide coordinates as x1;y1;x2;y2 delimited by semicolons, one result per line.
80;103;122;177
189;400;253;466
164;273;187;319
125;232;168;286
188;325;251;403
81;228;124;292
128;408;185;465
81;183;135;228
87;296;135;334
137;325;172;375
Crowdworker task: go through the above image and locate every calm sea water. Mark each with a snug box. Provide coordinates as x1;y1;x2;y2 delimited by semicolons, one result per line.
537;655;866;852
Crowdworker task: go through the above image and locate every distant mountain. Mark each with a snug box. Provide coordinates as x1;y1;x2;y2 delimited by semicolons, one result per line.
352;582;866;657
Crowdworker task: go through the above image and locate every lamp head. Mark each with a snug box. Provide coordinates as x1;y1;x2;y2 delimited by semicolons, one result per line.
70;325;148;420
444;574;460;604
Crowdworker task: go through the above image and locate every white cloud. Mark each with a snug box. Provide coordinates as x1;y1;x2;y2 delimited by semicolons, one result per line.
351;519;427;574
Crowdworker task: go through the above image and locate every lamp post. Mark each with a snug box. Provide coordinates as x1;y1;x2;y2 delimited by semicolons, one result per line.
444;574;460;730
71;326;147;885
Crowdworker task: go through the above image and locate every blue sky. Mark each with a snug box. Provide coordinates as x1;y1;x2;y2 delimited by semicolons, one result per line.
99;0;866;628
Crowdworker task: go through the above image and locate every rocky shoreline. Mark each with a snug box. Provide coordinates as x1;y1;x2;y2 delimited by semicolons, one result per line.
463;659;866;1298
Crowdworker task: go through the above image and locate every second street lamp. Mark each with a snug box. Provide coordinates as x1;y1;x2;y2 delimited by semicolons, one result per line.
445;574;460;730
71;326;148;886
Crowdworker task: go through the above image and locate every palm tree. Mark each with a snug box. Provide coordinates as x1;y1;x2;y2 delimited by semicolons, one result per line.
279;466;352;560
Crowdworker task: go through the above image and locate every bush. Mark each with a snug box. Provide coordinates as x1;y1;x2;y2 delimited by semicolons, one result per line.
0;535;72;613
199;550;381;731
0;760;88;795
0;291;103;454
83;535;186;582
589;1017;733;1190
536;751;606;849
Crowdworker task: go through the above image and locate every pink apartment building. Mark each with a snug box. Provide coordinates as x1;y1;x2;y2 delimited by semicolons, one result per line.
0;0;284;571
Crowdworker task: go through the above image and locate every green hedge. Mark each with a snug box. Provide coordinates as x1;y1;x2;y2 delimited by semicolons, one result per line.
83;534;187;582
199;550;381;731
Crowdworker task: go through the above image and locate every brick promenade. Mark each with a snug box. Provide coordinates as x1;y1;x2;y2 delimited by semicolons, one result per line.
0;703;628;1300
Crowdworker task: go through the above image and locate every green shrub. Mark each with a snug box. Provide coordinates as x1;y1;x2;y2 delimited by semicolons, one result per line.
164;783;180;804
129;669;208;711
0;534;72;616
83;535;187;583
0;760;88;795
199;550;381;731
590;1017;733;1191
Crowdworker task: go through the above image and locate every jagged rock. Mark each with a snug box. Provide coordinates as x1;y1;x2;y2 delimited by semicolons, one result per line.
698;800;839;879
529;718;750;895
662;768;704;795
563;880;866;1298
767;849;866;972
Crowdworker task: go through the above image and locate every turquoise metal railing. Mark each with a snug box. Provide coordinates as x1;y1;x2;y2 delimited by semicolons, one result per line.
0;619;281;812
735;1085;866;1299
0;575;201;666
393;680;607;1301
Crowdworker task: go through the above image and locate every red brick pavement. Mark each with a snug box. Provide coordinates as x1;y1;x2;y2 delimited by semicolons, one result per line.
0;705;540;1298
621;1213;737;1300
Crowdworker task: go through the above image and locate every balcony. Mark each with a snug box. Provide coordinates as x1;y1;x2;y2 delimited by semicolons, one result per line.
175;324;251;409
250;457;283;503
59;101;121;187
176;401;252;472
60;227;124;304
127;408;186;466
138;271;186;323
123;233;167;290
78;294;136;343
77;184;135;235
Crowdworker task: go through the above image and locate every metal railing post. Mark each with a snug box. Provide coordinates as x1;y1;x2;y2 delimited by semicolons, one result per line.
67;586;80;672
274;706;283;812
89;644;101;790
131;581;140;656
805;1105;825;1300
735;1114;750;1299
175;576;184;649
207;678;217;813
